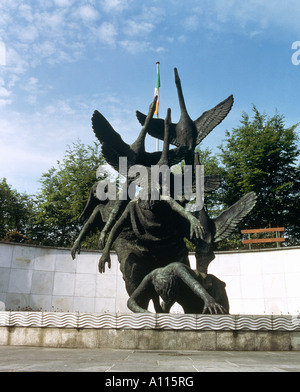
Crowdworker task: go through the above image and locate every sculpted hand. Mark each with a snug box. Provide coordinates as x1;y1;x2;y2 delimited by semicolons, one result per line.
98;252;111;273
71;240;81;260
189;215;205;240
203;295;226;315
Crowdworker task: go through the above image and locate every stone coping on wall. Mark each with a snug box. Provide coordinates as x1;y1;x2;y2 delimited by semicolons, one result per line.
0;312;299;331
1;240;299;254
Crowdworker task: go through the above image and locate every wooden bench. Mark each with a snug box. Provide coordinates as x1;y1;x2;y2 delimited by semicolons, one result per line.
241;227;285;249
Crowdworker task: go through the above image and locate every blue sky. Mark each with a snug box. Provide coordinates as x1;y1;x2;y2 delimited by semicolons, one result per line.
0;0;299;195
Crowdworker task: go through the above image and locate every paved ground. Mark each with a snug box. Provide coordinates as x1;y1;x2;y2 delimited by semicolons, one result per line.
0;346;299;372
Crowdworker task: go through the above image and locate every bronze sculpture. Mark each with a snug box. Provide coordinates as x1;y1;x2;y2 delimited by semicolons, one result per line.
71;67;257;314
136;68;234;177
127;262;229;314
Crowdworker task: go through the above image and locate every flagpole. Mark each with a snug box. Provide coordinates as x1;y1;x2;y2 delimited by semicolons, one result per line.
154;61;160;152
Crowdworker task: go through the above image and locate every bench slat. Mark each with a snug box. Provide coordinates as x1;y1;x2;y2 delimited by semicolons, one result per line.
242;238;285;244
241;228;284;234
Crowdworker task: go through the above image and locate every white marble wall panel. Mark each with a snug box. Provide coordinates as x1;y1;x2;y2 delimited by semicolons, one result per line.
31;271;54;295
210;247;300;315
0;242;299;314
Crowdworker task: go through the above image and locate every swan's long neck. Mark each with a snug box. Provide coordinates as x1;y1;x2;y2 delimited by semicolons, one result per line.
174;68;188;115
159;108;171;166
131;96;157;154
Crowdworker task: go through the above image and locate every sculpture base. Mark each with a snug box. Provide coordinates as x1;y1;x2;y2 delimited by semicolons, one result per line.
0;312;299;351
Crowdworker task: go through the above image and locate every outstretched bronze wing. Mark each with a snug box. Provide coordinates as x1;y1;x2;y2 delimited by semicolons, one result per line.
92;110;138;171
195;95;234;145
135;112;179;146
203;175;222;193
136;94;234;147
92;110;188;171
213;191;257;243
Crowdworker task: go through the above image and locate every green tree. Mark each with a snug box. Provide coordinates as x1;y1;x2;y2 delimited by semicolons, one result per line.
0;178;33;241
219;106;300;245
30;141;106;247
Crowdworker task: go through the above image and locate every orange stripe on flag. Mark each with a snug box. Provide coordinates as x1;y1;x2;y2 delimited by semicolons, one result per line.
154;62;160;117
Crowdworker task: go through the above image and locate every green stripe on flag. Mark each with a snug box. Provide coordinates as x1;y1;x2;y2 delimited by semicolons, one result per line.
155;67;160;89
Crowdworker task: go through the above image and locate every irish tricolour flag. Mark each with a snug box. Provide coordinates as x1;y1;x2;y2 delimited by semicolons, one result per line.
154;62;160;117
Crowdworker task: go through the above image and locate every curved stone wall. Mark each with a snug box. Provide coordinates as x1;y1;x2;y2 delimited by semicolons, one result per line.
0;241;299;315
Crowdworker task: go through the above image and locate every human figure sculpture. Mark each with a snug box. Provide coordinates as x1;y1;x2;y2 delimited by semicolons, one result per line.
127;262;229;314
72;67;257;314
98;108;206;310
71;96;188;259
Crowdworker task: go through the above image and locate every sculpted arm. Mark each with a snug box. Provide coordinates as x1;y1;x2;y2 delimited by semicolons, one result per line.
98;199;127;249
98;201;132;273
165;197;205;240
127;272;156;313
175;264;225;314
71;204;103;260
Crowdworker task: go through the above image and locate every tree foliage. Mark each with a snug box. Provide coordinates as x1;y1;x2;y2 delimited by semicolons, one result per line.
219;106;300;245
0;178;33;241
29;141;106;247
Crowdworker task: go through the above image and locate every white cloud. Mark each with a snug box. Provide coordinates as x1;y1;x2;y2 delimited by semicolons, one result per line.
164;0;300;39
34;40;56;59
75;5;99;22
18;4;34;23
123;20;154;36
119;40;151;54
20;77;41;105
0;77;11;99
0;98;94;193
0;87;11;97
101;0;131;14
96;22;118;45
182;15;200;32
5;47;28;75
0;141;64;195
54;0;74;7
35;10;65;36
58;102;74;115
211;0;300;35
138;5;165;24
155;47;166;53
16;25;39;43
0;98;12;107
